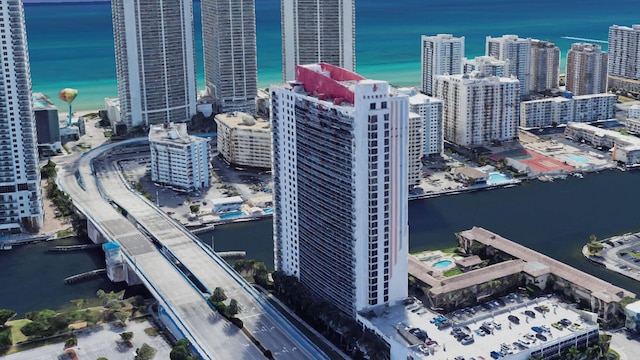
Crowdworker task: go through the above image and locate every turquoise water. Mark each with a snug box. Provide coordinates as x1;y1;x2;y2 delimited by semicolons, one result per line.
22;1;640;111
432;259;453;269
219;211;246;220
487;172;511;185
568;154;589;163
263;208;273;214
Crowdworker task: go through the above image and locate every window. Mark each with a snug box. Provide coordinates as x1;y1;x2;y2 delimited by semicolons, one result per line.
370;102;376;110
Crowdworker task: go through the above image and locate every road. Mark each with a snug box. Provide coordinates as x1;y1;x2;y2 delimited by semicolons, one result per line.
60;138;327;359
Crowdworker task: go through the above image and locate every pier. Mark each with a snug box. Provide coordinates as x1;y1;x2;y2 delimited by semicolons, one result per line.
48;244;102;253
64;269;106;284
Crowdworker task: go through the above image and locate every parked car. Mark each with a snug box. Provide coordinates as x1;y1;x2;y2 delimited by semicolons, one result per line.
559;318;572;327
551;322;564;330
524;310;536;318
536;333;548;341
490;350;502;359
508;315;520;324
461;336;474;345
531;326;544;334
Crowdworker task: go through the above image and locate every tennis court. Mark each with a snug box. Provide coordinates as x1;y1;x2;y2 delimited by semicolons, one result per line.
490;148;574;174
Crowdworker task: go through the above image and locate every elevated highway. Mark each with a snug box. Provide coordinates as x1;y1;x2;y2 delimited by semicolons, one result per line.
58;139;327;359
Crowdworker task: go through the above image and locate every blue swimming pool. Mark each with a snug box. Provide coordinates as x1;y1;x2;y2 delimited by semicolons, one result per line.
487;172;511;185
432;259;453;269
219;211;245;220
567;154;589;163
263;208;273;214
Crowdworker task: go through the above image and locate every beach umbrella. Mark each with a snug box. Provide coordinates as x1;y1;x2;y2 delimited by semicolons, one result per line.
58;88;78;126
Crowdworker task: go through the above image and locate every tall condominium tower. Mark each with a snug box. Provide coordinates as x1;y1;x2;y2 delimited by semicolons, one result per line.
111;0;197;130
421;34;465;96
280;0;355;81
608;25;640;93
463;56;508;77
271;63;409;316
530;40;560;93
202;0;257;114
566;43;608;96
434;73;520;147
486;35;532;97
0;0;43;233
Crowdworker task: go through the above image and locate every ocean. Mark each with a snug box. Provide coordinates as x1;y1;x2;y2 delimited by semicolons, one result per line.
23;0;640;111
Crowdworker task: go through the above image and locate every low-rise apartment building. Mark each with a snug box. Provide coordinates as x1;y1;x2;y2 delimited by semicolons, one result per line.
215;112;271;169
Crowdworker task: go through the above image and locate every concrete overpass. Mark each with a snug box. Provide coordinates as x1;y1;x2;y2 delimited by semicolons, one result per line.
57;139;328;359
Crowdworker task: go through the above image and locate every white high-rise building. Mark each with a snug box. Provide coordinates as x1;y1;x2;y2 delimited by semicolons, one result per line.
111;0;197;130
281;0;355;82
463;56;508;77
434;73;520;147
608;24;640;93
520;97;573;128
149;123;210;191
421;34;465;95
202;0;257;114
271;63;409;316
530;40;560;92
486;35;532;97
566;43;608;96
396;88;443;158
0;1;43;234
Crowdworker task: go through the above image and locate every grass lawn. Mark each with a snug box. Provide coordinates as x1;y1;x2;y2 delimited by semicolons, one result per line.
7;319;30;343
443;268;463;277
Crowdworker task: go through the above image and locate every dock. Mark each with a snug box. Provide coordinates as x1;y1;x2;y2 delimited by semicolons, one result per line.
48;244;102;253
64;269;106;284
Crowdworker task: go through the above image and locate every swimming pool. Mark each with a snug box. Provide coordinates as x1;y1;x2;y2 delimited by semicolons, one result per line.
432;259;453;269
487;172;511;185
263;208;273;214
219;211;246;220
567;154;589;163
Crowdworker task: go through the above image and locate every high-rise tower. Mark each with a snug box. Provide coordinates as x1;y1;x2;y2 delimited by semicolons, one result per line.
607;25;640;94
201;0;257;114
280;0;355;81
486;35;532;97
111;0;197;130
421;34;465;96
0;0;44;234
530;40;560;93
566;43;608;96
271;63;409;316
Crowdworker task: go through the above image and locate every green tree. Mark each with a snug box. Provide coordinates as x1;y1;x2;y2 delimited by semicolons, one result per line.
170;339;194;360
120;331;134;342
0;330;12;348
211;287;227;302
0;309;16;327
228;299;241;316
64;335;78;349
189;205;200;214
135;343;157;360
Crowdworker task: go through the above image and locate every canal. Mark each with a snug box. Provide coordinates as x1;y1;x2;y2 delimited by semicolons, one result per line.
2;169;640;315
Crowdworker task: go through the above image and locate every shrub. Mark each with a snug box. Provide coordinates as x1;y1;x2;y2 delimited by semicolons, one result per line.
229;317;243;329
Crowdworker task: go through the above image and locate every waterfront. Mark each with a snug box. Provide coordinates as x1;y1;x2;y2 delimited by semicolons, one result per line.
22;0;640;111
3;169;640;315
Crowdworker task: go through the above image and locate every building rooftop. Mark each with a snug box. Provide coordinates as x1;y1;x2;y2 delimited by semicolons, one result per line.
295;63;367;105
148;123;205;145
215;112;269;130
32;93;57;110
459;227;636;302
365;295;598;360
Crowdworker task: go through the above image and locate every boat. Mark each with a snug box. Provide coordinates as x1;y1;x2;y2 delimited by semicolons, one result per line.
537;175;550;182
0;244;12;251
572;173;584;179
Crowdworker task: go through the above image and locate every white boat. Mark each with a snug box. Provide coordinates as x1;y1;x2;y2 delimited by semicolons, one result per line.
572;173;584;178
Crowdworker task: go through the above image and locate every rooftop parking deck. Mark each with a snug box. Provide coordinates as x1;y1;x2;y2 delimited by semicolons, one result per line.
366;295;599;360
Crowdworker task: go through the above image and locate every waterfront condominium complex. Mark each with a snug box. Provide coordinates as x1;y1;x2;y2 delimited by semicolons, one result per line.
421;34;465;96
214;112;271;169
434;72;520;147
148;123;210;191
463;56;508;77
0;0;43;234
280;0;355;82
271;63;409;316
486;35;532;97
201;0;258;114
607;25;640;94
111;0;197;130
566;43;608;96
530;40;560;93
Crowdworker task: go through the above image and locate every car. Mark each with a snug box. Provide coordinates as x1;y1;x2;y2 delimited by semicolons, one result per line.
551;322;564;330
455;357;465;360
531;326;544;334
425;340;438;347
475;329;486;337
450;327;463;335
490;350;502;359
559;318;572;327
492;321;502;330
536;333;548;341
524;310;536;318
508;315;520;324
418;344;429;354
461;336;474;345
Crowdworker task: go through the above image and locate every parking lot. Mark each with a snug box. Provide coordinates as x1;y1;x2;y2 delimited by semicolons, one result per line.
368;294;598;360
